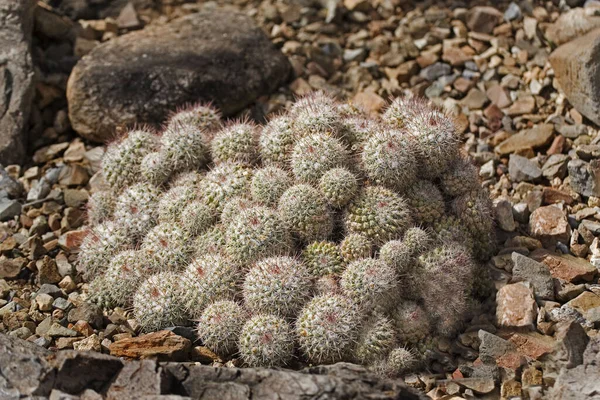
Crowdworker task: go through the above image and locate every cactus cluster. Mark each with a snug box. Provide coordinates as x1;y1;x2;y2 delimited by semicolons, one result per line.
81;94;495;375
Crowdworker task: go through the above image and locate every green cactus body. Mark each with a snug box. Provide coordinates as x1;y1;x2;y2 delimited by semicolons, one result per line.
385;97;460;180
344;186;412;245
196;300;246;356
193;224;226;256
405;180;445;225
114;183;161;240
278;184;333;242
88;249;144;308
78;221;130;279
198;163;253;211
157;185;197;224
140;152;170;186
243;256;312;318
181;254;241;318
291;134;348;184
340;258;398;308
133;272;188;332
303;241;345;277
291;92;343;137
339;233;372;263
239;314;295;367
354;313;396;364
141;223;191;271
220;196;256;225
87;190;115;226
390;301;431;344
382;347;419;377
319;168;358;208
159;122;210;173
168;104;221;135
380;228;433;274
439;157;480;197
251;166;293;207
418;244;475;337
225;206;291;264
341;117;379;150
103;129;157;190
361;129;417;192
211;122;259;165
258;115;296;168
296;294;362;364
180;201;216;236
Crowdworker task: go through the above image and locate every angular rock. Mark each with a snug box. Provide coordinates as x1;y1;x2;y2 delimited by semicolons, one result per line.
67;10;290;142
508;154;542;182
550;28;600;127
495;124;554;155
68;303;104;329
50;350;124;394
530;249;597;283
106;359;166;400
466;6;503;34
546;8;600;46
166;362;428;400
495;200;516;231
0;199;21;222
109;330;191;361
0;0;36;165
0;166;23;198
568;159;600;197
478;330;525;370
496;282;538;330
567;291;600;322
548;337;600;400
529;205;571;249
511;253;555;300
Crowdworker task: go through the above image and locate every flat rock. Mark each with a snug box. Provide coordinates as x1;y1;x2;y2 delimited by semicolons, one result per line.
511;252;555;300
495;124;554;155
496;282;538;330
550;28;600;127
109;330;191;361
508;154;542;182
548;337;600;399
0;0;36;165
67;10;291;142
567;291;600;321
529;205;571;249
530;248;597;283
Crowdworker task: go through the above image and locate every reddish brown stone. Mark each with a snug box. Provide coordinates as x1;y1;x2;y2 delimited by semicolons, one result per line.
529;205;571;249
505;332;556;361
530;249;597;283
496;282;538;330
542;187;576;206
109;330;191;361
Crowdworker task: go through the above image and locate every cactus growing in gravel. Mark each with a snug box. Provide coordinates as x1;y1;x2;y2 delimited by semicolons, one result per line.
133;272;188;332
296;294;362;364
243;256;312;318
82;92;495;375
197;300;246;356
239;314;295;367
319;167;358;208
303;241;345;277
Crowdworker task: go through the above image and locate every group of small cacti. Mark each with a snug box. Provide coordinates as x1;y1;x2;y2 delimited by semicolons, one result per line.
80;93;495;376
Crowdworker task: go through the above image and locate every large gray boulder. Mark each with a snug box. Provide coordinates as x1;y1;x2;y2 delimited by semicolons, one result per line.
67;9;292;143
0;0;35;165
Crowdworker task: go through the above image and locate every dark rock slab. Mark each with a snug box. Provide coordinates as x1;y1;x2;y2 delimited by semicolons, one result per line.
0;0;36;165
67;9;291;142
165;362;427;400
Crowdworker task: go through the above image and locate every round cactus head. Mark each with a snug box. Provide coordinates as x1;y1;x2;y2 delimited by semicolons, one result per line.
339;233;372;263
250;166;293;207
167;103;221;134
302;241;345;277
133;272;188;332
291;133;348;184
319;167;358;208
278;184;333;242
296;294;362;364
211;121;259;165
344;186;412;245
239;314;295;367
196;300;246;356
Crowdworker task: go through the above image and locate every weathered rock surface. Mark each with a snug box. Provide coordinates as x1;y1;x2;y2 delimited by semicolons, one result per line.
67;9;291;142
109;330;192;361
0;333;427;399
548;336;600;399
568;159;600;197
549;28;600;127
546;8;600;46
494;124;554;155
496;282;538;330
0;0;36;165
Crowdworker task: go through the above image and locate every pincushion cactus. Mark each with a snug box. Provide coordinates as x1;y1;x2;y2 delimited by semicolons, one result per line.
239;314;295;367
81;94;495;376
